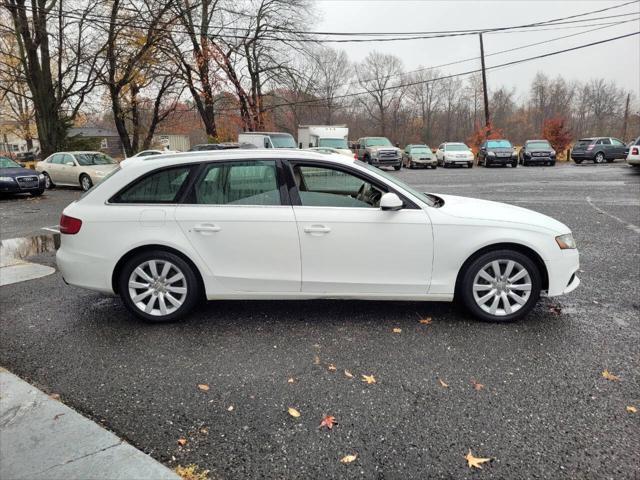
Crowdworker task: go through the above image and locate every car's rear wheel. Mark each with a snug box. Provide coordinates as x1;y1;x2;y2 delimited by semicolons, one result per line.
80;174;92;191
459;250;541;322
118;250;201;323
42;172;54;189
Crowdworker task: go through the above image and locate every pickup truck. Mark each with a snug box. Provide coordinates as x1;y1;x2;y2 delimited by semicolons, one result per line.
354;137;402;170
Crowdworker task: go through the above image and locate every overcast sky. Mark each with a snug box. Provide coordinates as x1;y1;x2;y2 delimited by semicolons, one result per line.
315;0;640;102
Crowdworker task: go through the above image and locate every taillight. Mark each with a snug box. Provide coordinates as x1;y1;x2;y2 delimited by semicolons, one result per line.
60;214;82;234
632;147;639;155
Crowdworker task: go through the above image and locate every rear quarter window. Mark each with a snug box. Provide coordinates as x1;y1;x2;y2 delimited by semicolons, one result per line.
111;166;193;203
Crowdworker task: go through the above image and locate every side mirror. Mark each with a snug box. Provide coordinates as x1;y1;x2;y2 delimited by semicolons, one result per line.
263;138;270;148
380;192;403;211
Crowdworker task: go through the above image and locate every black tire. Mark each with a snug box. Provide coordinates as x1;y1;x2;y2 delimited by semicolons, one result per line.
550;161;555;166
594;152;605;164
364;155;371;165
433;164;437;169
42;172;54;189
80;174;93;191
512;161;517;168
118;250;201;323
31;189;44;197
606;158;614;163
573;158;583;164
467;162;473;168
394;164;402;171
458;249;541;323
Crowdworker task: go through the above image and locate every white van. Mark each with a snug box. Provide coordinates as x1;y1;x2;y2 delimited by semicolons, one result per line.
238;132;296;149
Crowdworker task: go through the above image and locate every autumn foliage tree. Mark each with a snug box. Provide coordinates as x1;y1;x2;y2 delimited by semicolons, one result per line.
467;121;504;154
542;117;572;156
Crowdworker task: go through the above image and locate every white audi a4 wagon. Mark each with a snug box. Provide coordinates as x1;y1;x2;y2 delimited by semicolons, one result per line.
57;150;580;323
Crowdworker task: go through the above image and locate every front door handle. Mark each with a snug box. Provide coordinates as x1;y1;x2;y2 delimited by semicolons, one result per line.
193;223;221;234
304;225;331;234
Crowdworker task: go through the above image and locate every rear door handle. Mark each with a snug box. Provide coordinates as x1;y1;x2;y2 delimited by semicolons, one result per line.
193;223;221;234
304;225;331;234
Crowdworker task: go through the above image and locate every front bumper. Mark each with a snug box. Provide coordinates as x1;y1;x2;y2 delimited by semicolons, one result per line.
486;156;516;164
524;155;554;163
545;248;580;297
371;157;401;166
0;177;45;193
444;158;473;165
411;158;437;166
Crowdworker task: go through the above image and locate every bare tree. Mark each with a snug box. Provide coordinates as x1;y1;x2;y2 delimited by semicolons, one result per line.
313;47;350;124
1;0;102;157
356;51;404;136
407;69;443;144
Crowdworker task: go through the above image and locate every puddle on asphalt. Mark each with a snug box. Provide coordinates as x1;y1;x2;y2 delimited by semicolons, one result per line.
0;233;60;268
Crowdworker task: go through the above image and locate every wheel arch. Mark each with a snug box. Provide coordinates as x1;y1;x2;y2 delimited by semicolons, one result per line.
454;242;549;296
111;244;206;297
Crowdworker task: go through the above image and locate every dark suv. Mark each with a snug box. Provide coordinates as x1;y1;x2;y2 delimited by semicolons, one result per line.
477;139;517;167
519;139;556;166
571;137;628;164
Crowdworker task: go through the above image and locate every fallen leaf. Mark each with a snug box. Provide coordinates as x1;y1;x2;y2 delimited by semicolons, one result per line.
49;393;61;401
174;464;209;480
361;374;376;384
227;405;234;411
392;328;402;333
626;405;637;413
287;377;296;384
602;370;621;381
471;379;484;391
419;318;432;325
53;413;65;420
549;305;562;315
340;454;357;464
465;450;491;469
313;355;321;365
288;407;301;418
344;369;354;378
200;427;209;434
327;364;337;372
197;384;210;392
319;415;336;430
177;437;187;446
438;378;449;388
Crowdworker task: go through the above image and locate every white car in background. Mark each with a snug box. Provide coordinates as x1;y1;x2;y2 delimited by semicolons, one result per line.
627;136;640;167
56;150;579;323
436;142;475;168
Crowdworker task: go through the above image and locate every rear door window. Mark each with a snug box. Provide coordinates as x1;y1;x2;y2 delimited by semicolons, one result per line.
192;161;281;206
112;166;193;203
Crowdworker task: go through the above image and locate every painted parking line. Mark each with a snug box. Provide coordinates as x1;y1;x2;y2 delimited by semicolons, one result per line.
586;196;640;234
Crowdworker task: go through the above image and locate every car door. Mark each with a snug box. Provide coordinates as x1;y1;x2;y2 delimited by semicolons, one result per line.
58;153;78;184
288;161;433;295
47;154;66;184
610;138;626;158
175;159;301;293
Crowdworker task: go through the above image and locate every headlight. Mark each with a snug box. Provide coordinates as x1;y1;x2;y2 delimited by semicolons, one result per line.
511;151;518;157
487;151;496;156
550;150;556;156
38;173;45;180
0;176;16;182
556;233;576;249
370;151;378;158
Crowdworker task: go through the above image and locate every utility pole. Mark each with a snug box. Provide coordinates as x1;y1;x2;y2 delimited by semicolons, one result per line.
621;92;630;141
479;32;490;135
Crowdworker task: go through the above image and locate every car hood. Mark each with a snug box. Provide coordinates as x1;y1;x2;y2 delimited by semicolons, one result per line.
486;147;514;153
0;167;37;177
434;193;569;234
410;152;434;158
368;146;400;153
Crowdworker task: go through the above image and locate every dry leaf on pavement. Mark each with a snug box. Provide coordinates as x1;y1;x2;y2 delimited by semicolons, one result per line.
313;355;321;365
319;415;337;430
471;379;484;391
327;364;337;372
344;369;354;378
602;370;621;381
287;377;296;384
465;450;491;469
288;407;301;418
197;384;210;392
438;378;449;388
177;437;188;446
174;464;209;480
340;454;357;464
626;405;637;413
362;374;376;384
392;328;402;333
419;318;432;324
227;405;234;411
49;393;61;400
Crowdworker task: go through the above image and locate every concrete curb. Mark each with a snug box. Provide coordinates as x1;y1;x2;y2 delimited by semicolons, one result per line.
0;368;180;480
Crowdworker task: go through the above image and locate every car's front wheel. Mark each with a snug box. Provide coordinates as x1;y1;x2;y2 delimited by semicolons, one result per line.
42;172;54;189
459;250;541;322
118;250;201;322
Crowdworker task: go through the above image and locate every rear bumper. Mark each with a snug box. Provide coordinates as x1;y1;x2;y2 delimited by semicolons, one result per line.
570;151;593;160
627;155;640;165
57;243;116;295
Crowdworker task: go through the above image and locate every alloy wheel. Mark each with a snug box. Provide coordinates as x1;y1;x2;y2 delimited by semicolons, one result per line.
595;153;605;163
81;176;92;191
128;259;188;316
472;259;532;316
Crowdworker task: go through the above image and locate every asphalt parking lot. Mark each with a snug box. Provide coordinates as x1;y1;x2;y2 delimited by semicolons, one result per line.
1;162;638;479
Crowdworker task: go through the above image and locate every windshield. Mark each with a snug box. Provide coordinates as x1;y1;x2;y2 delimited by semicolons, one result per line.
527;141;551;149
446;144;469;151
0;157;21;168
486;140;512;148
410;146;430;154
75;153;116;166
358;160;435;207
364;137;392;147
318;138;348;149
270;134;296;148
